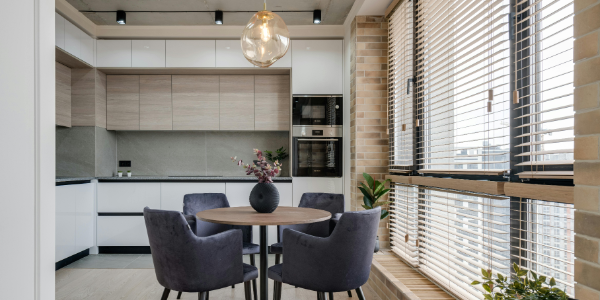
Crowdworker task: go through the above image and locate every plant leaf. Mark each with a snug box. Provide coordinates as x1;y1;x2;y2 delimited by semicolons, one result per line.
374;189;391;201
363;172;374;190
483;284;492;293
380;210;389;220
373;201;392;208
360;183;374;198
471;281;481;285
363;195;373;208
361;204;370;210
549;278;556;287
359;187;373;205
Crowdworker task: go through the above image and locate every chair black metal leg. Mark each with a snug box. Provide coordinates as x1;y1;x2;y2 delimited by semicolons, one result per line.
323;292;329;300
207;291;209;300
232;285;235;288
198;291;208;300
347;290;352;297
355;287;365;300
275;281;283;300
244;281;252;300
275;254;281;264
329;292;334;300
161;288;170;300
273;281;279;300
250;254;258;300
177;291;182;299
317;292;323;300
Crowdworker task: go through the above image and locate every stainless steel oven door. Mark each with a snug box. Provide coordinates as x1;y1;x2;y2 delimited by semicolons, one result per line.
293;137;342;177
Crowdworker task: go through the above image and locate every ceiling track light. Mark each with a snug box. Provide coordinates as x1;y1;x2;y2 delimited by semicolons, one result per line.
116;10;126;24
313;10;321;24
215;10;223;25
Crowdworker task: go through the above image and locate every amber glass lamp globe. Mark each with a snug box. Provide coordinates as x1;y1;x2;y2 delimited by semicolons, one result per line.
241;8;290;68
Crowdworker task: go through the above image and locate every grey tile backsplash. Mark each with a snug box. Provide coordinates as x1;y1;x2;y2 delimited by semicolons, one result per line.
116;131;290;177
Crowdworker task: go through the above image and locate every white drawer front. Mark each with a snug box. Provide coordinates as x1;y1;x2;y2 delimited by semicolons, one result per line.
97;183;160;212
97;216;149;246
160;182;226;212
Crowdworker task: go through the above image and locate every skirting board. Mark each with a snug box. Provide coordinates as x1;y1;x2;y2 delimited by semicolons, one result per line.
55;249;89;271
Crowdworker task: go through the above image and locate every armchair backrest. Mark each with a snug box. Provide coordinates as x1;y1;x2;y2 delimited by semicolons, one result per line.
277;193;345;241
282;207;380;292
143;207;243;292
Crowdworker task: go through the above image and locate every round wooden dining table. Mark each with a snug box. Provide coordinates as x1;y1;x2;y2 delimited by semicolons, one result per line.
196;206;331;300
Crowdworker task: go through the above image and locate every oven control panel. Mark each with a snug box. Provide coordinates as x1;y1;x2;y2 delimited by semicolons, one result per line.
292;126;342;137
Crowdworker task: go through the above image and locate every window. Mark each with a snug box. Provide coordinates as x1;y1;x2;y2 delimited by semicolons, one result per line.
389;182;419;265
415;0;511;174
513;0;575;180
388;0;415;172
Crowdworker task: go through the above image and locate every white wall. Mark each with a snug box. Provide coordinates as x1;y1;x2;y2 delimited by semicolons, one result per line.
0;0;55;299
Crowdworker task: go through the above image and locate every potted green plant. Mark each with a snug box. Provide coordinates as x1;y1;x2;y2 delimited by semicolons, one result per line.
127;170;132;177
117;170;123;178
264;147;289;176
471;263;572;300
358;172;391;252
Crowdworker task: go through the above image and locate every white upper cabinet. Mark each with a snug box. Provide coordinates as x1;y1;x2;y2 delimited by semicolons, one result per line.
132;40;166;68
270;41;292;68
79;31;94;66
292;40;343;95
216;40;254;68
64;20;81;58
96;40;132;67
166;40;216;68
55;13;65;49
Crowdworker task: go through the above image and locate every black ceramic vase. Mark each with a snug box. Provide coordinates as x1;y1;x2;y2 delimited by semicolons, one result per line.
249;183;280;213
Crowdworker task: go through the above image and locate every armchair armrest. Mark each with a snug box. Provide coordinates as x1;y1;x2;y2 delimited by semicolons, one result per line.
183;214;197;235
193;229;244;290
329;213;343;235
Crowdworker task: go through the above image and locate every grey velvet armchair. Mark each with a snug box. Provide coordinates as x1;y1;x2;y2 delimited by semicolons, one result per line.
182;193;259;300
143;207;258;300
268;207;381;300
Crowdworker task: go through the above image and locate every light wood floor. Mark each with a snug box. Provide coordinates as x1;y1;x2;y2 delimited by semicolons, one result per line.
56;268;381;300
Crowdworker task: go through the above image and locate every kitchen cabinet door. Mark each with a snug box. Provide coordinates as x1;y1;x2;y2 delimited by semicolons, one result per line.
220;75;255;130
166;40;216;68
55;12;65;49
55;185;77;262
107;75;140;130
74;183;95;253
79;31;94;66
97;216;149;246
140;75;172;130
160;183;226;211
132;40;166;68
216;40;254;68
292;40;343;95
254;75;290;131
172;75;220;130
96;40;132;67
56;62;71;127
225;182;293;244
64;20;80;58
97;182;161;212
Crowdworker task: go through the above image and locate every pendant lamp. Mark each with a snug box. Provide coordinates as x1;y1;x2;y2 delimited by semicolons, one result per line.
241;1;290;68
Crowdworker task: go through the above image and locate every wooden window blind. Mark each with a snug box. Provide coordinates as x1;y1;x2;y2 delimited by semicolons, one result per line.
513;0;574;179
388;0;415;172
389;182;419;266
415;0;511;174
511;197;575;296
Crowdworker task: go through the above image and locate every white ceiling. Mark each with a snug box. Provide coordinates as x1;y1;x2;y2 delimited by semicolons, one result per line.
65;0;357;25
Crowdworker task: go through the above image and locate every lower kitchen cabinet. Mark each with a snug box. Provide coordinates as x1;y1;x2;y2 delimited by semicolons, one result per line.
160;182;226;211
225;182;292;243
56;183;94;262
292;177;343;207
97;216;149;246
97;182;160;212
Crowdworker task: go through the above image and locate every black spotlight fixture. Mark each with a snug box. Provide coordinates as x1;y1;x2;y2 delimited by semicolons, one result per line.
116;10;126;25
215;10;223;25
313;9;321;24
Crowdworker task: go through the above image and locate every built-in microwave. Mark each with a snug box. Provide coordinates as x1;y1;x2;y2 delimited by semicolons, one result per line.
292;95;343;127
292;126;342;177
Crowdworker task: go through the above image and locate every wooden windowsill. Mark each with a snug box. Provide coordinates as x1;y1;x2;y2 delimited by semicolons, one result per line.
516;171;574;179
504;182;574;203
417;169;507;176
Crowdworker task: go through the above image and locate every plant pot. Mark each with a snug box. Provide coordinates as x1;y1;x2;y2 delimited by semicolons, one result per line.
117;172;123;178
249;182;280;213
127;172;132;178
374;236;380;253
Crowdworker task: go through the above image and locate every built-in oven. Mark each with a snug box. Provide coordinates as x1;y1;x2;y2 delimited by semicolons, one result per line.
293;95;343;126
292;126;342;177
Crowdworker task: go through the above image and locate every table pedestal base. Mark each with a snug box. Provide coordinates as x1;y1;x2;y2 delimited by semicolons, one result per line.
259;225;268;300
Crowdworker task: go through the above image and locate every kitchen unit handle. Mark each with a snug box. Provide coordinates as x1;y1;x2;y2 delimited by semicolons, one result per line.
297;139;339;141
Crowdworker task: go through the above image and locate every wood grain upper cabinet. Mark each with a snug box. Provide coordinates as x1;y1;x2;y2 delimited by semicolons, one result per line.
132;40;166;68
172;75;219;130
220;75;255;130
56;62;71;127
166;40;216;68
140;75;172;130
292;40;343;95
255;75;290;130
107;75;140;130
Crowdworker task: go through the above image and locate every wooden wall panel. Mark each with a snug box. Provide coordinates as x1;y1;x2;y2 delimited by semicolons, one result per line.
107;75;140;130
56;62;71;127
140;75;172;130
172;75;219;130
220;75;255;131
255;75;290;131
